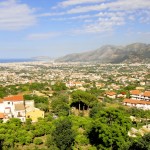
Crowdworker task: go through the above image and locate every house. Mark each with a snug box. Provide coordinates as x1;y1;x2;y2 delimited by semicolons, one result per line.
123;99;150;110
130;90;141;100
0;113;4;120
25;100;44;122
0;95;45;123
0;95;26;122
117;92;126;98
66;81;76;87
26;108;44;122
143;91;150;101
96;83;105;88
106;91;117;99
25;100;35;112
14;104;26;122
75;82;83;87
130;90;150;101
136;87;145;90
140;82;145;86
66;81;83;88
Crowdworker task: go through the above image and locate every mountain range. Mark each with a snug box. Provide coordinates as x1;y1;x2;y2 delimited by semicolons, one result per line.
56;43;150;63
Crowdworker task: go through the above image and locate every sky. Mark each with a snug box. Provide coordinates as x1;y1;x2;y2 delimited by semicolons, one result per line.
0;0;150;58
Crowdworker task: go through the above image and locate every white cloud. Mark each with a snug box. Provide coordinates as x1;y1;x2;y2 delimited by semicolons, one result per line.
39;12;66;17
0;0;36;30
79;16;125;33
67;0;150;14
39;0;150;35
27;32;61;40
50;14;92;21
58;0;105;7
128;16;135;21
139;10;150;24
49;11;125;22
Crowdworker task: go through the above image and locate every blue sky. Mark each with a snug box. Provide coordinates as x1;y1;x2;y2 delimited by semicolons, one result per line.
0;0;150;58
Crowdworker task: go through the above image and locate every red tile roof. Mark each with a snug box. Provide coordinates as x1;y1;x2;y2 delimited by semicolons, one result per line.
143;91;150;97
124;99;150;105
0;113;4;119
106;91;116;96
3;95;24;102
0;99;3;103
130;90;141;95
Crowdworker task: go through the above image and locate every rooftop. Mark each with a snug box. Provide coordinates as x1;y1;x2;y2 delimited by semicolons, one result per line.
3;95;24;102
124;99;150;105
15;104;25;111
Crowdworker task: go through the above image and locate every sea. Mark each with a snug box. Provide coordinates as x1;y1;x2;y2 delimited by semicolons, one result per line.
0;59;34;63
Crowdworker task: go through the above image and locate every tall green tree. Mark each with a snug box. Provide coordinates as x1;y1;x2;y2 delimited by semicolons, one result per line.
52;118;75;150
51;95;69;116
129;133;150;150
88;108;131;149
71;90;97;111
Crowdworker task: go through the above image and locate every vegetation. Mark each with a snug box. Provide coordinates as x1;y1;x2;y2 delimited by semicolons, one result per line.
0;82;149;150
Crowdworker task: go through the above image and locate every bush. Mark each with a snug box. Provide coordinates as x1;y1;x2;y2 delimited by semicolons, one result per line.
34;138;43;145
75;135;89;145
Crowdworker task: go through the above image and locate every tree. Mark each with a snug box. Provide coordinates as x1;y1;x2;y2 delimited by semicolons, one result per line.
46;135;58;150
87;108;131;149
52;118;75;150
51;95;69;116
51;82;67;91
71;90;97;111
129;133;150;150
25;118;32;131
143;110;150;128
90;103;104;118
34;138;43;145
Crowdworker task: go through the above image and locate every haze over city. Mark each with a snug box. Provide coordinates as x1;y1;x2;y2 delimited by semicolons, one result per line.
0;0;150;58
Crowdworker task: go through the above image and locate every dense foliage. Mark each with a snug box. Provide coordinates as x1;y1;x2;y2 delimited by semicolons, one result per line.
0;83;150;150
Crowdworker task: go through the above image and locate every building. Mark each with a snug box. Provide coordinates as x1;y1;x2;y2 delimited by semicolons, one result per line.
0;95;26;122
0;95;45;123
66;81;83;88
26;108;44;122
0;113;4;121
105;91;117;99
123;91;150;110
25;100;45;122
130;90;150;101
123;99;150;110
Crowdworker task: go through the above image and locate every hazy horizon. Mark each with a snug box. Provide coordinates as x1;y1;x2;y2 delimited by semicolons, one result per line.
0;0;150;58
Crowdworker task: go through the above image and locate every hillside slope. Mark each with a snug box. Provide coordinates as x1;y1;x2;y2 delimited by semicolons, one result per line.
56;43;150;63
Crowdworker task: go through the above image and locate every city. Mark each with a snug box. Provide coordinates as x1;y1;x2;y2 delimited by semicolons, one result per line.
0;61;149;149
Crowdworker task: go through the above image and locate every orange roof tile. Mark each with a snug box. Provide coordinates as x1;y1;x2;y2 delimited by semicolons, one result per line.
124;99;150;105
3;95;24;102
143;91;150;97
130;90;141;95
0;113;4;119
0;99;3;103
75;82;82;85
106;91;116;96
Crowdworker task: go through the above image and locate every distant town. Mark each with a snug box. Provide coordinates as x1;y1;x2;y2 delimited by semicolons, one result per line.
0;61;149;149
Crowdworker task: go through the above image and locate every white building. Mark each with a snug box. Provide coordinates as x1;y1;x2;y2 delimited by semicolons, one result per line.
130;90;150;101
0;95;26;122
123;99;150;110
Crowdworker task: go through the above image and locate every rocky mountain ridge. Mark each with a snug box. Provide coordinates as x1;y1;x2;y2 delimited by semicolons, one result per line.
56;43;150;63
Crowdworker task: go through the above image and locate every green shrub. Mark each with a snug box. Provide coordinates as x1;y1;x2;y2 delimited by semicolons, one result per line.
34;138;43;145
